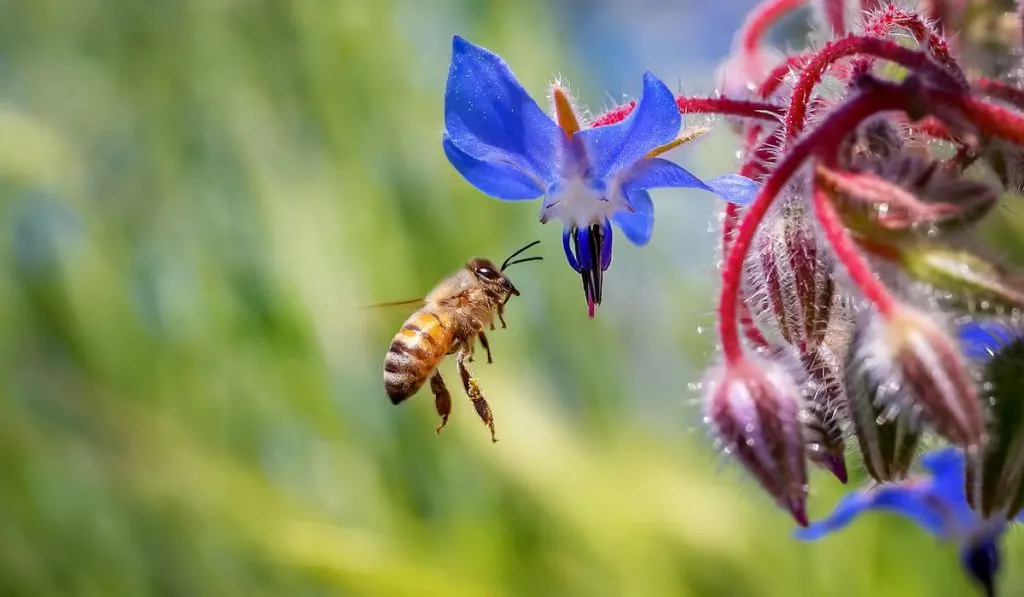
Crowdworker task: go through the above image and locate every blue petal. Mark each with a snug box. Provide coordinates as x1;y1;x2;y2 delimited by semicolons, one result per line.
562;228;579;271
611;187;654;245
920;447;978;531
444;36;560;190
795;490;877;541
957;321;1021;363
443;135;544;200
704;174;761;206
577;72;680;181
795;483;947;541
625;158;760;206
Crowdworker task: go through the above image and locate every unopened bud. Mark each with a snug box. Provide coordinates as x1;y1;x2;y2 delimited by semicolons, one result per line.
746;202;834;351
816;155;998;241
844;314;922;482
801;349;849;483
703;356;809;525
964;325;1024;519
900;245;1024;314
851;308;987;451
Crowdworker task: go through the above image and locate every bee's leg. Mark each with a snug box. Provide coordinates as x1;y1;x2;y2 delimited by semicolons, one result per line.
456;346;497;443
429;370;452;435
477;331;494;364
496;301;508;329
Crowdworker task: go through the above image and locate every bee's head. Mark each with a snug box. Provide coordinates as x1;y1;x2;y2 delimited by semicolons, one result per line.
465;240;543;300
466;257;519;297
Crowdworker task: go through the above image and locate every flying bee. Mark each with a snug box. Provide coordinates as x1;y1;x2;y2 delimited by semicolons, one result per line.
380;241;543;442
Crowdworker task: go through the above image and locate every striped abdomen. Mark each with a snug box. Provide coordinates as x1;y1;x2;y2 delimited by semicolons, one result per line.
384;308;454;404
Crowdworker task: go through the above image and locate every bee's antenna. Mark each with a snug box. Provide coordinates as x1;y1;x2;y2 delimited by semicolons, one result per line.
502;256;543;270
501;240;542;271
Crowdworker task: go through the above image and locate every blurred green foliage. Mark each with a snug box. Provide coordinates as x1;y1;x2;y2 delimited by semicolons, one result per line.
1;1;1022;596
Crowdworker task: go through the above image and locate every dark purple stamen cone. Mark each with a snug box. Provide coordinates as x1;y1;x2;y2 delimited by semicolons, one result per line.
704;357;809;526
567;222;612;318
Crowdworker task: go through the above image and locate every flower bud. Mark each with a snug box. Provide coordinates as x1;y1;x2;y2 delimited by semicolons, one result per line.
816;155;998;242
745;202;834;352
899;245;1024;314
801;349;849;483
844;315;922;482
964;327;1024;519
849;308;986;452
703;356;809;525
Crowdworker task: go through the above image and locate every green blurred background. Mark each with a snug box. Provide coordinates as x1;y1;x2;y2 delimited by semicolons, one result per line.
2;0;1022;595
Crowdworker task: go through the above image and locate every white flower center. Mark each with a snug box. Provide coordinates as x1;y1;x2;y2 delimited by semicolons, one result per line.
539;173;626;229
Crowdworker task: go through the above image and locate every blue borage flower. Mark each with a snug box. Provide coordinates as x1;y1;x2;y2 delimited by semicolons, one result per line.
797;320;1024;597
442;35;759;317
796;447;1018;596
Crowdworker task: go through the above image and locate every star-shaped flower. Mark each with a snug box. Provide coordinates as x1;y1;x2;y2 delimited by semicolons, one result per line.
796;447;1019;596
442;35;759;316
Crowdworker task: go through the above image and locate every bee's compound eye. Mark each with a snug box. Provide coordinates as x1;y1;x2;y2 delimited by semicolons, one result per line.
476;267;500;280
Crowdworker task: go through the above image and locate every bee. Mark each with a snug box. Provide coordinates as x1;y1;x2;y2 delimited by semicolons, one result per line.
380;241;542;443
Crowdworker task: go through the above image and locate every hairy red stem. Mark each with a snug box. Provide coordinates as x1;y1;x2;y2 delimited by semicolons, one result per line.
811;186;896;315
784;36;958;143
858;4;961;78
973;78;1024;112
739;0;805;54
933;90;1024;145
590;97;785;127
719;86;908;363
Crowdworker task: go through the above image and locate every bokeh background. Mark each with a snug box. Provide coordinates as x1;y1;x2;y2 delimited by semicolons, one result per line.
3;0;1023;596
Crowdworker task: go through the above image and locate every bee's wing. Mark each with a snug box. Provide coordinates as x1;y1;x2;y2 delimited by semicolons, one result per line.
360;298;425;310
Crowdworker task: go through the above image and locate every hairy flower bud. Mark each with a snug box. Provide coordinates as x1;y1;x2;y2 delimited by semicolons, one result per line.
801;349;849;483
745;201;834;351
816;155;998;241
900;246;1024;314
703;356;809;525
965;326;1024;519
844;315;921;482
850;308;986;451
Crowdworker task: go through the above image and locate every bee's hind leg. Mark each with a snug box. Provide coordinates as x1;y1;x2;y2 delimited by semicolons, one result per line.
456;346;497;443
429;369;452;435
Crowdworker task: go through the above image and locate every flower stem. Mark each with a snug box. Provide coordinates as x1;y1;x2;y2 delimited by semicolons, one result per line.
676;97;785;121
973;78;1024;112
858;4;963;81
811;186;896;316
590;97;784;128
738;0;805;55
934;90;1024;145
784;36;960;143
718;86;907;364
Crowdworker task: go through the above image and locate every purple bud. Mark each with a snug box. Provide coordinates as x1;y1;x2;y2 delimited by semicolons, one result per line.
704;356;809;526
745;201;834;354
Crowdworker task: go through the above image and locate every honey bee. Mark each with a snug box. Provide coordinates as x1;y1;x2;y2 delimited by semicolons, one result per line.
381;241;542;443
